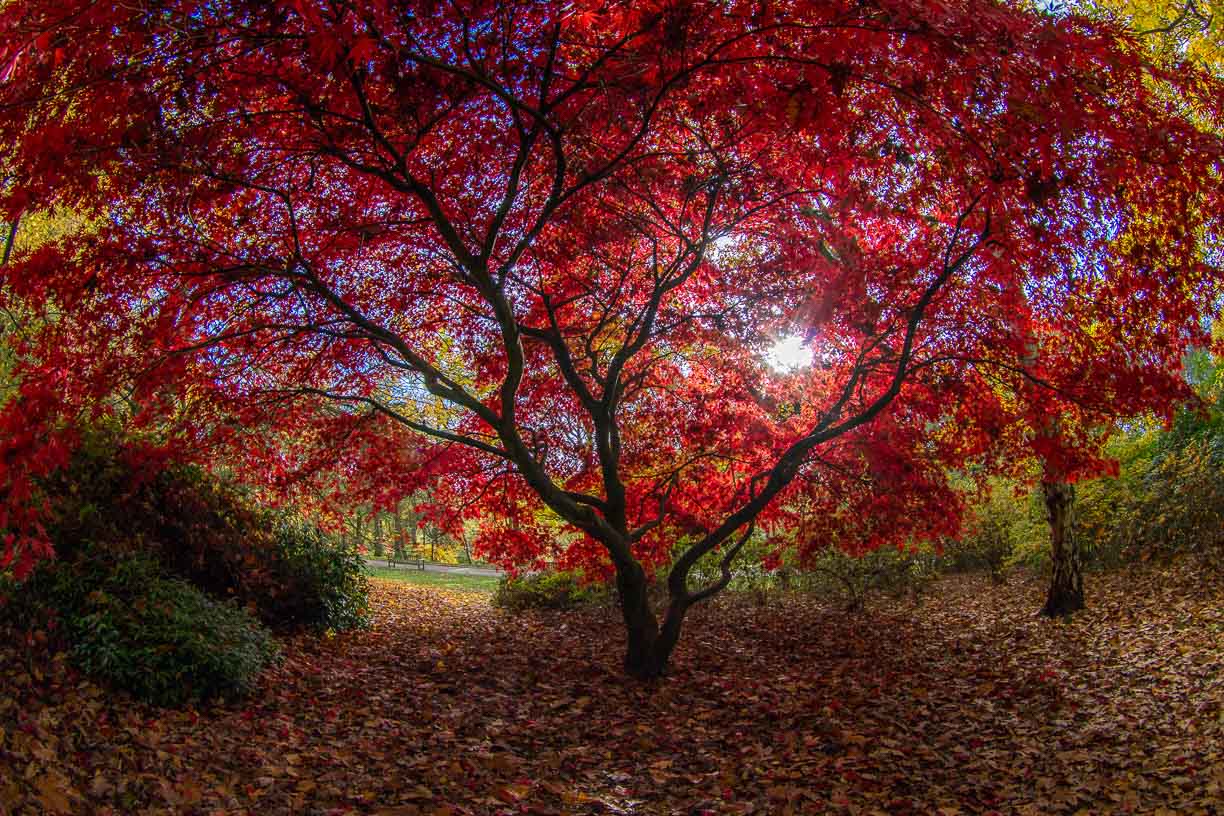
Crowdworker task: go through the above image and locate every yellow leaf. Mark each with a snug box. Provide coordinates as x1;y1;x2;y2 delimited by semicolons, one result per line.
34;772;74;814
497;782;531;802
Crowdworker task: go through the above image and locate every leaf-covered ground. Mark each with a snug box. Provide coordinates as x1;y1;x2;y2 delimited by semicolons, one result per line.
2;563;1222;815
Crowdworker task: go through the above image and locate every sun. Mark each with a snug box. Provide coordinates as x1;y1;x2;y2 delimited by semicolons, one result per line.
767;335;812;372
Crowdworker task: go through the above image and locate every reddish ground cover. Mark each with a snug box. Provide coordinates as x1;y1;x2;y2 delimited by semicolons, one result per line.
2;564;1222;815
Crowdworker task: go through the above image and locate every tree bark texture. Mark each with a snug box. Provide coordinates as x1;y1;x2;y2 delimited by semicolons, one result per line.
617;561;685;680
1040;480;1084;617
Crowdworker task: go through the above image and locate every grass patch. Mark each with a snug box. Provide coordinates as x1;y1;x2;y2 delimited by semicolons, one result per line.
364;566;499;593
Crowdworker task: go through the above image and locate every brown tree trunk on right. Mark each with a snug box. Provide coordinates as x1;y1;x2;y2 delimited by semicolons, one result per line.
1040;480;1084;617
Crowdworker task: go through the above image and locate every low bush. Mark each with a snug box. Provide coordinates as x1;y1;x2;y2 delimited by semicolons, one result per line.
672;532;936;607
946;485;1024;583
260;519;370;632
166;509;371;633
798;547;937;611
494;570;609;611
35;427;370;633
31;554;279;707
1113;436;1224;570
687;551;777;595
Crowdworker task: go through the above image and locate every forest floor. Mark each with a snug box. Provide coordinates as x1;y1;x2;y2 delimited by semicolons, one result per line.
2;562;1222;815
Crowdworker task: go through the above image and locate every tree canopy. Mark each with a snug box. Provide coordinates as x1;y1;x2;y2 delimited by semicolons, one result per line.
1;0;1221;675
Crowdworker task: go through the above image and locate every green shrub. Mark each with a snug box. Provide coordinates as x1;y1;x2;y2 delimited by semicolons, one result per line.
34;426;370;633
1069;410;1222;570
946;482;1030;581
261;519;370;632
942;527;1009;582
683;534;778;594
165;509;371;633
38;554;279;707
493;570;609;611
672;532;935;606
1115;436;1224;569
146;476;371;633
798;547;937;611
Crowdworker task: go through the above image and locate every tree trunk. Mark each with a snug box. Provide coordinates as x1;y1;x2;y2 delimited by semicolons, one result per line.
406;502;419;552
351;516;367;553
617;560;684;679
372;514;383;556
393;500;405;558
1040;480;1084;617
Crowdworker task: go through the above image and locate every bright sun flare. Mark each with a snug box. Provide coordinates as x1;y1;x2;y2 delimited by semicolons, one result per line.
767;335;812;372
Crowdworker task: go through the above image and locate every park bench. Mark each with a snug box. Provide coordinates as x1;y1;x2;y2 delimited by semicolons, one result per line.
386;553;425;570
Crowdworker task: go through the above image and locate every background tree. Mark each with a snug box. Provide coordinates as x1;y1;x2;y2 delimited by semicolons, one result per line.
1;0;1220;677
1087;0;1221;70
990;0;1224;615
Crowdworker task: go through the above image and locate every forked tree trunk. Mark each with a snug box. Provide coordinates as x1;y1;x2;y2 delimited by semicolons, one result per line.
1040;480;1084;617
617;561;685;679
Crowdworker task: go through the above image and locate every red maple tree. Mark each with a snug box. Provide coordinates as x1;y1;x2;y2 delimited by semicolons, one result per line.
1;0;1220;676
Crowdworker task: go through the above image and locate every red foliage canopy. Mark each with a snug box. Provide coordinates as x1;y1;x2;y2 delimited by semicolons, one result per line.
2;0;1221;670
